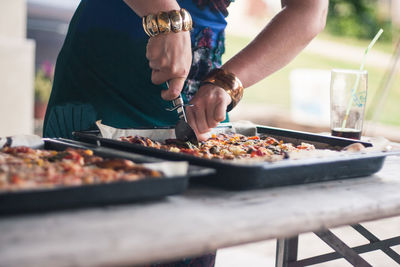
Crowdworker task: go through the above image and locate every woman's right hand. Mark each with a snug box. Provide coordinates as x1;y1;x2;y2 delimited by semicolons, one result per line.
146;31;192;100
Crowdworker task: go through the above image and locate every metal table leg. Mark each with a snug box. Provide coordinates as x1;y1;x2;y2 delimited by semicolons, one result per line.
314;229;372;267
351;224;400;264
275;236;298;267
275;224;400;266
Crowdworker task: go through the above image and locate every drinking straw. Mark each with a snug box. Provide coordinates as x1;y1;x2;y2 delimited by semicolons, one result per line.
340;29;384;129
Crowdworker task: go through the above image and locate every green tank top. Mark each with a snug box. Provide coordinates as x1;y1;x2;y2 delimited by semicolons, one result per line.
43;0;228;139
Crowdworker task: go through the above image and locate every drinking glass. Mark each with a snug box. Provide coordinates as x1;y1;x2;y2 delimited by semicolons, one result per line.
330;69;368;140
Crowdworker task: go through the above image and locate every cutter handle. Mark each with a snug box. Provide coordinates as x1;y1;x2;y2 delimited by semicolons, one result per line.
164;81;193;113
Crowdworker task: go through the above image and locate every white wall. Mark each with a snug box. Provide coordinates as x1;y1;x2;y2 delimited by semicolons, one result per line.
0;0;26;39
0;0;35;136
392;0;400;27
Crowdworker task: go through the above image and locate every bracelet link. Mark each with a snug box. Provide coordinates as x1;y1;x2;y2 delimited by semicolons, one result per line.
180;8;193;32
146;14;159;37
142;16;151;37
168;10;183;33
157;11;171;34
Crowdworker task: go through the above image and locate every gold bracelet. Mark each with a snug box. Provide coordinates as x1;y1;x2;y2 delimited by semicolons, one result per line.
157;11;171;34
168;10;183;33
180;8;193;32
142;16;151;37
201;68;244;111
145;14;159;37
142;8;193;37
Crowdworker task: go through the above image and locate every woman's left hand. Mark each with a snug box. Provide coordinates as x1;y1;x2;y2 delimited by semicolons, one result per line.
146;31;192;100
185;84;231;141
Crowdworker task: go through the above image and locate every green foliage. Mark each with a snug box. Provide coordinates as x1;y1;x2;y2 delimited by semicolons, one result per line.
34;62;53;103
223;34;400;127
327;0;392;41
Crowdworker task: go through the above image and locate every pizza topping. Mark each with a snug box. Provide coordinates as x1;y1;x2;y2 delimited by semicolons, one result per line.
121;133;316;161
0;147;163;192
169;147;181;153
209;146;220;154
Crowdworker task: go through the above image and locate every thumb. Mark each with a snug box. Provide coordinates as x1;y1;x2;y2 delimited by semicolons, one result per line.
161;77;185;100
195;132;210;142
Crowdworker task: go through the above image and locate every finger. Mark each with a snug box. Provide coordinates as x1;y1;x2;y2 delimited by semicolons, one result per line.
151;70;170;85
149;61;159;71
195;105;211;134
161;77;185;100
186;106;209;141
196;132;210;141
213;98;229;123
205;97;218;129
149;57;168;71
146;37;161;61
160;64;187;77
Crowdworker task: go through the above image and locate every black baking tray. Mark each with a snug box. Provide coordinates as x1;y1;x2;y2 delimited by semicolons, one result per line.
0;139;210;215
73;126;392;190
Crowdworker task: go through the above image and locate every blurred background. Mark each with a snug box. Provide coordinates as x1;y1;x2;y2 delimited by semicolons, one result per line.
225;0;400;141
1;1;400;266
0;0;399;140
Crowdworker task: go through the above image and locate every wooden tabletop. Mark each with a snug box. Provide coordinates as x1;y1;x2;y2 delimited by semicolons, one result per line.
1;155;400;267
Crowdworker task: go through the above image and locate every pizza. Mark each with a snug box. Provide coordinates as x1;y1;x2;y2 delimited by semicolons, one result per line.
0;146;162;192
120;133;316;161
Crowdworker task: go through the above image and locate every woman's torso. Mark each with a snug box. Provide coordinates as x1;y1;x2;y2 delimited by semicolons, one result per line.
43;0;232;138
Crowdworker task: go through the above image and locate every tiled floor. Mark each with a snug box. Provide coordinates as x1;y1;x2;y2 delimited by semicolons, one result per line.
216;216;400;267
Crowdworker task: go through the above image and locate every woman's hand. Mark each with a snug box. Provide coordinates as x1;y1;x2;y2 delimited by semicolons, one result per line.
146;31;192;100
123;1;191;99
185;84;231;141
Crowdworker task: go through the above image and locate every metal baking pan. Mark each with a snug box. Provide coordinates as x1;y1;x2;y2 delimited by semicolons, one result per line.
0;139;210;215
73;126;392;190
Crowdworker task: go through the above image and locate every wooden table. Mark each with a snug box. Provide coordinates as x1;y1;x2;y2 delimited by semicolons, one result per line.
1;154;400;267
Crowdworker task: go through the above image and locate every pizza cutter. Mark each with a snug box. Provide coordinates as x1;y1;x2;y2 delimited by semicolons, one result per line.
165;82;199;145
